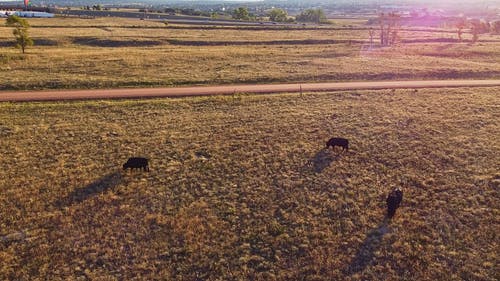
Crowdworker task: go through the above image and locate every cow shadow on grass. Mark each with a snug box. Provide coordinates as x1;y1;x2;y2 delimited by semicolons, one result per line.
308;148;342;173
56;171;122;207
345;219;391;275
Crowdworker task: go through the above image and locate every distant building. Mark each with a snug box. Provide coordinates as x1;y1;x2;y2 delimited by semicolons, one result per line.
14;11;54;17
0;10;15;17
0;10;54;18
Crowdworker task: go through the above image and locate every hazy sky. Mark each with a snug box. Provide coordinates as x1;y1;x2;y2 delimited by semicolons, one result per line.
0;0;479;1
1;0;498;5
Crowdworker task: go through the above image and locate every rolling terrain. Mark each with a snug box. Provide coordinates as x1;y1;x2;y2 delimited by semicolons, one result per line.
1;17;499;91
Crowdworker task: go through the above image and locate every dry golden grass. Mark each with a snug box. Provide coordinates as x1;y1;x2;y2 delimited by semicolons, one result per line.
0;88;498;280
0;17;499;90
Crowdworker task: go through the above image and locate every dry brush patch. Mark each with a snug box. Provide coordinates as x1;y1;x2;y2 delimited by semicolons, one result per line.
0;88;498;280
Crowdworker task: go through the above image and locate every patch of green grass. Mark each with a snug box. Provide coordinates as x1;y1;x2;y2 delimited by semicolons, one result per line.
0;88;498;280
0;53;26;64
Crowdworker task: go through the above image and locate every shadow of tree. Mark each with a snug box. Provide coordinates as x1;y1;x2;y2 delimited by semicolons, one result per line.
57;171;122;207
165;39;365;46
309;148;341;173
346;219;390;274
72;37;162;47
0;39;59;47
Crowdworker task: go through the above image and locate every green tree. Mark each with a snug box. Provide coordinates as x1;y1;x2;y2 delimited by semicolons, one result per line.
296;8;327;24
268;8;288;22
5;15;33;54
232;7;250;21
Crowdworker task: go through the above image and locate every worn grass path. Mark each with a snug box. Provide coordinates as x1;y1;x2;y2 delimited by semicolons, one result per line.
1;79;500;102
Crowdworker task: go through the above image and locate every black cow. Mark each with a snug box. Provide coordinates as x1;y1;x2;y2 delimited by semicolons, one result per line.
386;187;403;218
123;157;149;171
326;137;349;151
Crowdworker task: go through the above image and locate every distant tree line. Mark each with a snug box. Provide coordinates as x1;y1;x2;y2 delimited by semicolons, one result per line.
267;8;288;22
82;5;103;11
296;8;328;24
74;5;336;25
232;7;254;21
101;7;213;17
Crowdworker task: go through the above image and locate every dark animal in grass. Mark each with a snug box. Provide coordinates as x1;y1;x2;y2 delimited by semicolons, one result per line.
386;187;403;218
326;137;349;151
123;157;149;171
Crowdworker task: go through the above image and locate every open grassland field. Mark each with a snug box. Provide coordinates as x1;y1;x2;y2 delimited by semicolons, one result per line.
0;88;499;280
0;17;499;90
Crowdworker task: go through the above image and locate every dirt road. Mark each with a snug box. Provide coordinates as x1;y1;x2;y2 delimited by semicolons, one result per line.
1;80;499;102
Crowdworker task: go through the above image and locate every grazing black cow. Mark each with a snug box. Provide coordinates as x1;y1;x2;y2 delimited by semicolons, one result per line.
123;157;149;171
386;187;403;218
326;137;349;151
